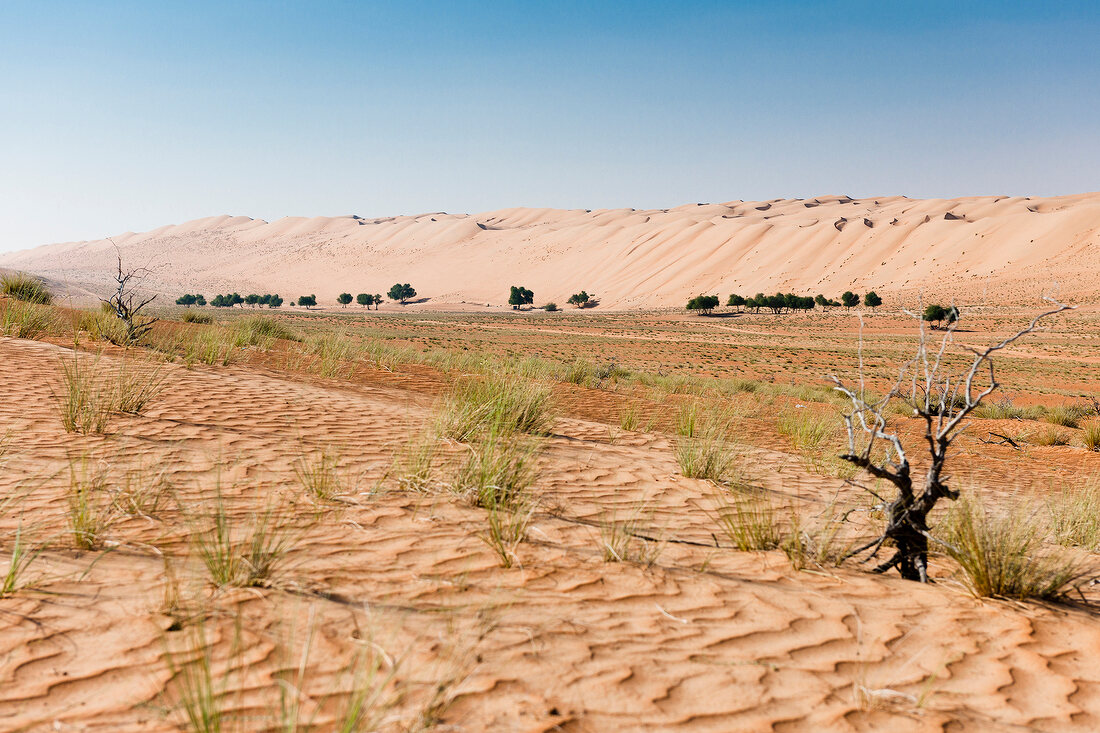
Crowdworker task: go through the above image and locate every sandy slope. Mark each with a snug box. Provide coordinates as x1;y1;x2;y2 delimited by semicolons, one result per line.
3;193;1100;309
3;336;1100;731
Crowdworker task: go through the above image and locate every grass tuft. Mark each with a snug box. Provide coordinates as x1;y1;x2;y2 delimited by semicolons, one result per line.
57;354;112;434
1;300;59;338
675;410;740;483
1;271;52;304
711;492;782;551
437;375;554;441
451;431;539;509
1046;482;1100;551
598;504;664;565
936;496;1084;600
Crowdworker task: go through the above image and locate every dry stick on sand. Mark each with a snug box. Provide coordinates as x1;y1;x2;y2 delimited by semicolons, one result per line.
830;297;1074;583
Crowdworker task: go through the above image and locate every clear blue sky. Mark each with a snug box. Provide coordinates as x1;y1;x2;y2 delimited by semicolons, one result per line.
2;1;1098;251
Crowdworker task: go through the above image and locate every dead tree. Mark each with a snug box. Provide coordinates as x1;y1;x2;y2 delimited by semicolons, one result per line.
102;246;158;344
830;298;1073;582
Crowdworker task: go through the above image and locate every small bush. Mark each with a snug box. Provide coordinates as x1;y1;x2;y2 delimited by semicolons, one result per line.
543;302;558;312
777;409;835;451
936;496;1084;600
1;525;41;598
80;309;131;345
112;360;166;414
0;271;52;304
388;434;440;493
193;495;297;588
437;376;554;441
182;311;214;325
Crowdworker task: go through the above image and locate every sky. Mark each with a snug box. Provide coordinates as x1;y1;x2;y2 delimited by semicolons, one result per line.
1;1;1098;252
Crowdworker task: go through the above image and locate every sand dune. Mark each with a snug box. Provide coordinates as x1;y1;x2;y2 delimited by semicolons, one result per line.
3;193;1100;308
3;334;1100;731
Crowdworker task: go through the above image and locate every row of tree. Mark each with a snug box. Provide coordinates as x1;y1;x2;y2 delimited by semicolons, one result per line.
689;291;883;315
177;293;287;308
507;286;593;310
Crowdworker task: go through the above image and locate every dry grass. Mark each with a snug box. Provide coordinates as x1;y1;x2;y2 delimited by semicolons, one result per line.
711;491;782;551
598;504;664;565
0;271;52;304
450;430;540;509
233;315;299;348
192;493;298;589
67;457;115;550
1;524;41;598
782;506;853;571
1031;425;1070;446
777;408;836;451
1;299;60;339
387;433;441;493
57;354;112;434
1082;422;1100;452
436;375;555;441
675;409;741;483
1046;482;1100;551
1044;405;1088;429
112;359;167;414
936;496;1084;600
294;447;348;502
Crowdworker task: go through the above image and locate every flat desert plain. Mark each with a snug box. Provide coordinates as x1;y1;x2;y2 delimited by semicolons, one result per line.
1;293;1099;732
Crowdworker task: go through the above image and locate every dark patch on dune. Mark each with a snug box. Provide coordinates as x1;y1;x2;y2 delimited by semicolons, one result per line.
834;218;847;231
944;212;964;221
863;218;873;228
755;203;772;211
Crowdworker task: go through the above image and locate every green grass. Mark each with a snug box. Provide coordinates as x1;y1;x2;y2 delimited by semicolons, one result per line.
711;492;781;551
451;430;539;509
936;496;1084;600
232;315;299;347
193;494;297;588
57;354;112;434
1;300;59;339
1;271;52;304
1;524;41;598
777;409;836;451
112;359;166;414
675;411;740;483
436;375;555;441
294;448;346;502
67;458;114;550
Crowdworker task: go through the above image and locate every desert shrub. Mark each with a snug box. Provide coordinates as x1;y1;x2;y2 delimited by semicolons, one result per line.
781;507;852;570
0;271;52;304
294;448;346;502
973;399;1044;421
182;310;214;325
543;302;558;312
1047;482;1100;551
302;330;362;378
1;300;59;339
437;376;554;441
936;496;1084;600
81;308;131;345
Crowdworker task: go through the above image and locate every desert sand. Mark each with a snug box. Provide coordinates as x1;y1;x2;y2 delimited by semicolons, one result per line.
3;193;1100;308
1;297;1100;731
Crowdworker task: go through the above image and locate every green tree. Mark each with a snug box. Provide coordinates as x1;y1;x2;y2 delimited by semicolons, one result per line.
356;293;371;308
373;293;382;310
388;283;416;304
727;294;745;311
175;294;197;307
195;294;206;306
245;293;261;308
922;304;960;329
841;291;860;312
508;285;534;310
268;294;283;308
297;294;317;309
864;291;882;310
686;294;720;315
337;292;353;308
567;291;590;308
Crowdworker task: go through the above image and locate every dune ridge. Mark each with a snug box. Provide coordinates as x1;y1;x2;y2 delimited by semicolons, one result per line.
3;193;1100;308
